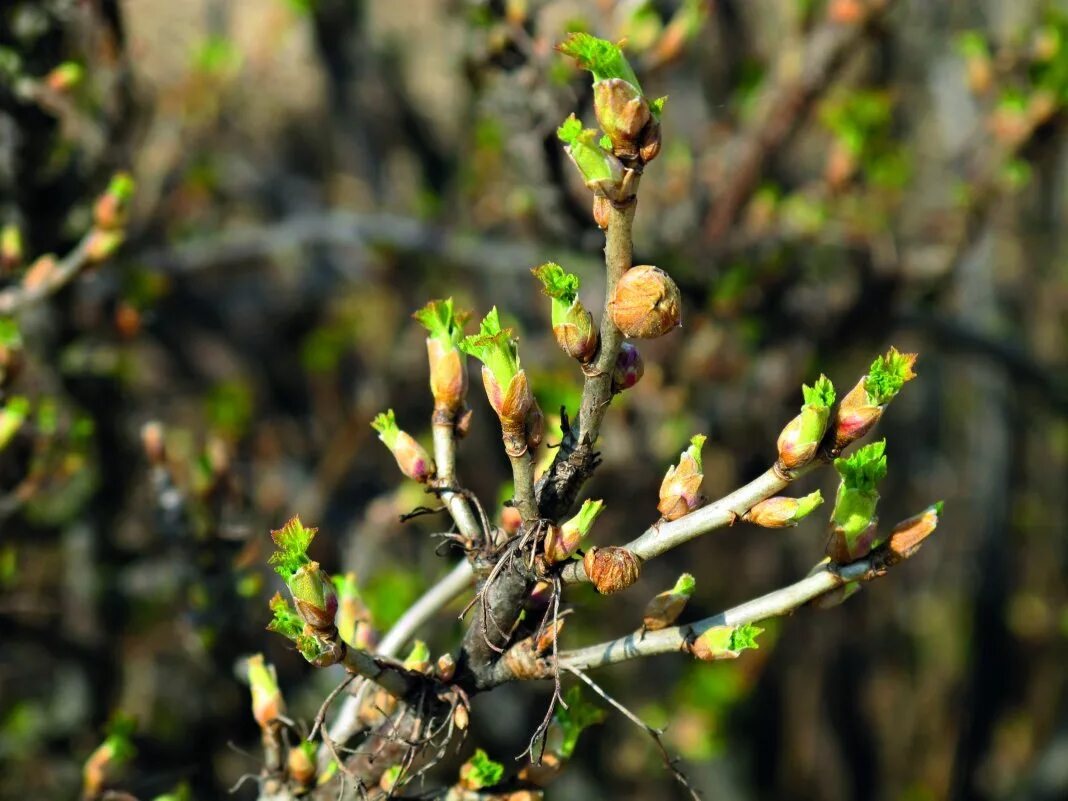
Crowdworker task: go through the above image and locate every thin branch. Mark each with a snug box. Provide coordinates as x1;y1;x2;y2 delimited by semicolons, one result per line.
431;423;482;542
326;560;474;750
557;557;875;672
0;230;97;315
536;199;637;520
560;460;821;583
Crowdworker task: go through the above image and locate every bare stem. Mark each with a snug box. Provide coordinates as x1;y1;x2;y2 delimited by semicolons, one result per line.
431;422;481;540
0;230;97;315
509;450;538;524
557;558;874;672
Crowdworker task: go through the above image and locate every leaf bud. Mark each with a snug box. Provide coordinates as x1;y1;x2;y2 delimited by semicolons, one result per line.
745;490;824;528
657;435;706;520
608;265;682;339
544;498;605;563
884;501;942;565
85;229;125;263
592;195;611;229
826;440;887;563
403;640;431;673
93;172;136;231
45;61;84;93
288;561;339;631
642;573;695;631
1;223;22;272
413;298;470;422
247;654;285;730
371;409;435;482
436;653;456;681
556;114;633;202
611;342;644;393
832;347;917;450
691;623;763;661
639;117;663;162
532;263;598;363
287;743;316;787
776;374;835;469
332;572;373;650
583;546;642;594
594;78;651;159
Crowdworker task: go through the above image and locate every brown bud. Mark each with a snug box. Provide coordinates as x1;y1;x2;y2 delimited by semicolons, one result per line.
608;265;682;339
884;503;941;565
639;119;662;163
519;752;562;786
583;546;642;595
592;195;611;229
453;703;469;731
22;254;57;291
535;619;565;655
825;518;880;564
593;78;651;159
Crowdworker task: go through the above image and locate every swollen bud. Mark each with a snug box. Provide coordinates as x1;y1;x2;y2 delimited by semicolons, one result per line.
287;743;316;787
608;265;682;339
884;501;942;565
247;654;285;730
776;375;835;469
544;498;605;563
371;409;435;482
532;263;598;363
85;229;125;264
745;490;824;528
413;298;470;422
833;347;917;450
594;78;651;159
642;573;695;631
557;114;634;202
611;342;644;393
691;623;763;661
45;61;84;93
93;172;136;231
460;308;543;456
268;517;338;633
826;440;887;563
583;546;642;595
658;435;706;520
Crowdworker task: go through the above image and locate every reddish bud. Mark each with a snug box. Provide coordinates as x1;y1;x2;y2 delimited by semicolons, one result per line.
583;546;642;595
610;342;644;393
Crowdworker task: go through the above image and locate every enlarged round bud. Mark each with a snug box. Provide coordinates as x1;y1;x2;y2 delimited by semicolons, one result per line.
552;304;598;364
831;377;881;450
608;265;682;339
453;703;469;731
593;78;651;159
288;562;338;631
582;546;642;595
611;342;644;393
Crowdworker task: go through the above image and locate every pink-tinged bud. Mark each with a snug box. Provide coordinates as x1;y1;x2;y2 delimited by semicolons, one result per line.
93;172;136;231
593;78;651;159
1;224;22;272
592;195;611;229
583;546;642;595
501;505;523;536
45;61;84;93
691;623;762;661
826;519;880;564
658;435;706;520
529;580;553;607
642;573;695;631
608;265;682;339
247;654;285;730
287;743;316;787
140;421;166;466
544;498;605;563
745;490;824;528
832;348;917;450
776;375;835;469
482;365;540;456
288;561;338;631
371;409;435;482
535;618;565;655
413;298;470;422
611;342;644;393
884;502;942;565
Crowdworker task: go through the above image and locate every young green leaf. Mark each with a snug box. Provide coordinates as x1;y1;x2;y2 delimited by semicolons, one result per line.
557;32;641;89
